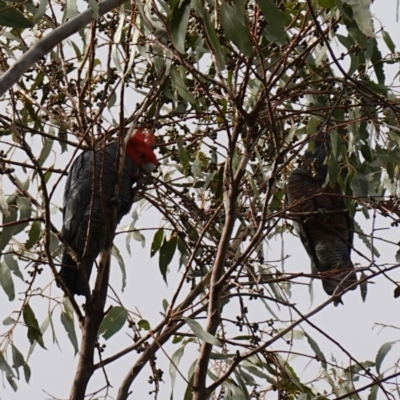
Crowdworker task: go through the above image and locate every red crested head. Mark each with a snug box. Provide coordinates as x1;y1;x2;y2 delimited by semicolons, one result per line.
131;128;157;146
126;129;158;172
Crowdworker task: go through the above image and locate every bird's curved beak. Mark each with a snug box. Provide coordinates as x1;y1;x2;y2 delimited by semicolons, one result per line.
142;163;156;173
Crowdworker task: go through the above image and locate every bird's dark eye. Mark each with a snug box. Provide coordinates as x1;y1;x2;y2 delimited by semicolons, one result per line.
140;152;146;159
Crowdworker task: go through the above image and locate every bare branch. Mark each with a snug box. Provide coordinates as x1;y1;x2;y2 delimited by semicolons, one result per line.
0;0;130;97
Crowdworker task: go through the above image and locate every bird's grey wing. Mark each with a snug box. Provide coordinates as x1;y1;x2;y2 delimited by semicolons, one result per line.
62;151;93;245
287;169;322;267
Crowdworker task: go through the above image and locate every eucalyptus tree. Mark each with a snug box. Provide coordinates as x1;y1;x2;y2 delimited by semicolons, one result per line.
0;1;400;399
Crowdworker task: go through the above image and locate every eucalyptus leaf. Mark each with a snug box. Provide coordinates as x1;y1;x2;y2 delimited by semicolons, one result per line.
177;136;189;173
203;9;225;71
0;2;34;28
60;311;78;354
256;0;286;44
11;344;24;378
4;253;23;281
0;352;15;377
151;228;164;257
305;333;327;370
99;306;128;340
220;1;252;58
0;260;14;301
375;341;396;374
112;245;127;292
26;220;42;249
343;0;374;38
170;346;185;392
169;0;191;54
138;319;150;330
23;303;45;348
382;30;395;53
159;234;178;283
184;318;221;347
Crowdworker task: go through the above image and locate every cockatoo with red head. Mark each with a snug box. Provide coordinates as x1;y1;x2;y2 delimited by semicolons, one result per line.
60;129;157;295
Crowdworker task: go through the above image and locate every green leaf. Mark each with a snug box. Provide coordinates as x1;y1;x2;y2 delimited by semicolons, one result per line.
359;271;368;302
342;0;374;38
23;303;45;348
162;299;169;313
99;306;128;340
370;38;385;85
15;196;31;234
363;81;387;96
26;220;42;249
138;319;150;330
151;228;164;257
242;362;275;384
60;297;79;354
236;366;257;387
33;0;48;23
0;352;15;377
11;344;24;378
184;318;221;347
328;156;338;187
3;316;16;325
6;374;17;391
375;341;396;374
88;0;99;19
11;345;24;369
60;311;78;354
0;203;17;252
112;245;126;292
57;125;68;153
382;30;396;53
159;234;178;283
353;219;380;258
210;352;235;360
338;6;368;48
26;316;50;360
0;260;15;301
368;380;379;400
0;2;34;28
48;311;59;348
131;230;145;248
4;253;23;281
350;171;368;198
0;176;9;217
224;381;247;399
183;359;197;400
170;346;185;392
343;361;375;379
232;335;255;341
305;333;327;370
38;137;53;167
203;9;225;71
318;0;335;8
23;362;31;383
45;232;57;254
177;136;189;173
169;0;191;54
256;0;286;44
220;1;252;58
171;69;197;105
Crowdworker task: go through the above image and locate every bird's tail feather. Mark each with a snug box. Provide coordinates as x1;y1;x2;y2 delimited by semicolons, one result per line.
321;268;358;306
59;252;92;296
